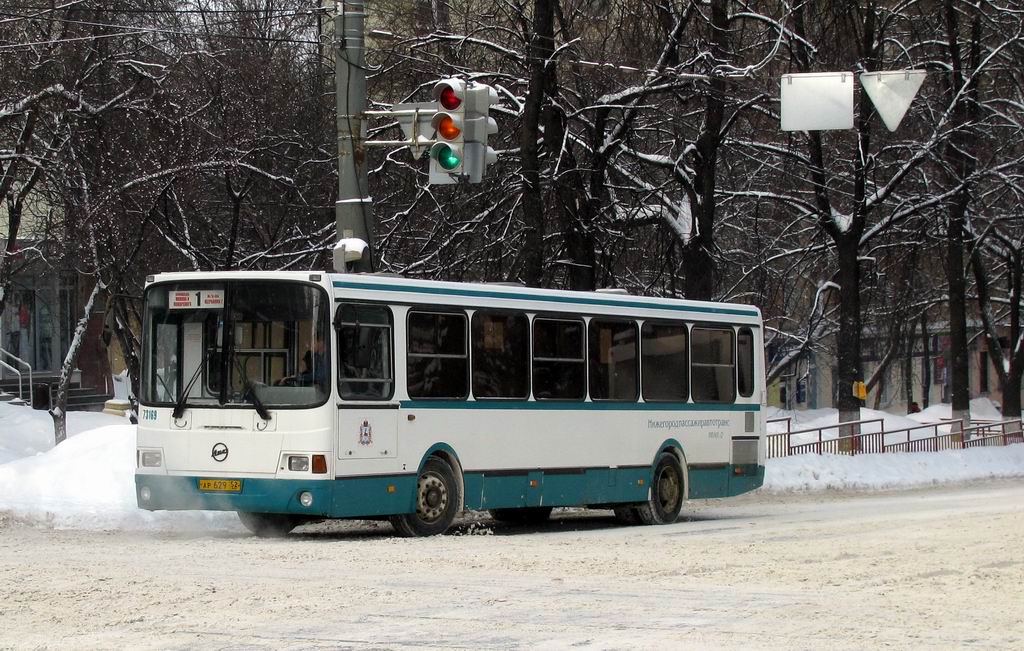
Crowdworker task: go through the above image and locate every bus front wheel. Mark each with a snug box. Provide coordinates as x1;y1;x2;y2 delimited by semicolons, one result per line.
635;453;684;525
390;457;461;537
237;512;300;537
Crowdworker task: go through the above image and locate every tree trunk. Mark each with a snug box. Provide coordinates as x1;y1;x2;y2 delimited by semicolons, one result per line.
836;238;863;438
0;198;23;319
518;0;556;287
222;173;250;271
51;280;103;445
942;0;980;429
682;0;728;301
0;111;38;319
946;194;971;428
971;236;1024;421
1004;374;1022;421
872;373;885;411
904;316;919;411
921;311;931;408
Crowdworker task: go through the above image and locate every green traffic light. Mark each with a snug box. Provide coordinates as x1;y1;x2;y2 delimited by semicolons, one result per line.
435;144;461;170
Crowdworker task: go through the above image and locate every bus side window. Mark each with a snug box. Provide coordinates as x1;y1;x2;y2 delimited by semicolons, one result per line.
588;319;638;401
691;327;735;403
407;311;468;399
641;322;688;402
337;303;394;400
472;311;529;399
737;327;755;398
532;318;585;400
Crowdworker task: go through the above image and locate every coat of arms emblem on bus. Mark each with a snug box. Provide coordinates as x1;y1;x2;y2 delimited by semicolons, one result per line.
359;420;373;446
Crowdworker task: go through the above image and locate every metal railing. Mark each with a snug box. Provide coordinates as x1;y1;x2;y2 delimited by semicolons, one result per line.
879;420;963;453
767;414;1023;459
962;419;1024;448
767;417;886;457
0;347;33;402
766;417;791;459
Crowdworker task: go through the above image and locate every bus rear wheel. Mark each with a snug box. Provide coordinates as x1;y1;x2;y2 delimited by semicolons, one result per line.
489;506;553;524
634;453;684;525
237;512;300;537
390;457;461;537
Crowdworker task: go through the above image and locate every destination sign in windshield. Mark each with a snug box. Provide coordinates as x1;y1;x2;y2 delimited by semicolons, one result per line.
169;290;225;310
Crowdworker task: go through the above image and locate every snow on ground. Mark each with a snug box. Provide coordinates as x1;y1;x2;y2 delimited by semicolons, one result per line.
764;446;1024;491
909;396;1008;424
0;402;1021;531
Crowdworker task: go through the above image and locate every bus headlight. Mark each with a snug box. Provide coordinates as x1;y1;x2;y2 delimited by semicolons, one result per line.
299;491;314;508
139;486;152;502
141;451;162;467
288;456;310;472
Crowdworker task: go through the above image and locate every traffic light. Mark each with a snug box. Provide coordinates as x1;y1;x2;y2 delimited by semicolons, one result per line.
463;84;499;183
429;79;467;184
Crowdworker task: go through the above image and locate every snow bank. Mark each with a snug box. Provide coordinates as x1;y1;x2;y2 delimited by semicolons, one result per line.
910;397;1008;424
0;404;239;531
0;424;239;531
764;446;1024;492
0;401;128;465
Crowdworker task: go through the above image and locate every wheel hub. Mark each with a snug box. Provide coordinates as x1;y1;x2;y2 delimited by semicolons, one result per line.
425;487;442;508
657;467;680;511
416;472;448;523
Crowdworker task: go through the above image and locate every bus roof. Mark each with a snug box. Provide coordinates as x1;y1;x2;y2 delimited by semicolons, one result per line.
147;270;762;322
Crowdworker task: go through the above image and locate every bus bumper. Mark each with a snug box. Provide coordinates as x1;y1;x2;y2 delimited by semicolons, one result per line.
135;475;335;517
135;474;419;518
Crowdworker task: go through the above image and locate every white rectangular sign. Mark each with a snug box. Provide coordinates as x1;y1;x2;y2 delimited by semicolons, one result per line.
780;72;854;131
169;290;225;310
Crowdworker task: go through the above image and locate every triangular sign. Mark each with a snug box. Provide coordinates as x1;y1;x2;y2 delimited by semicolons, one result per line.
859;70;926;132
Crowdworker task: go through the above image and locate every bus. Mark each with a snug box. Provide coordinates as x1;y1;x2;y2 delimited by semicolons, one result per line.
136;271;766;536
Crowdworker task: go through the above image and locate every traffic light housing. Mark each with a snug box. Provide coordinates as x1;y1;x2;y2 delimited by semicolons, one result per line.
427;78;499;185
463;83;499;183
429;79;467;184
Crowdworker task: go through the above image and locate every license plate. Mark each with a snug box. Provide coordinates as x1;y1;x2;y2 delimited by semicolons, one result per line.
198;479;242;493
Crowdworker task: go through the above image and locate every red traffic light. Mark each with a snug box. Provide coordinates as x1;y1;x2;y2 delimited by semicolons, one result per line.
439;86;461;110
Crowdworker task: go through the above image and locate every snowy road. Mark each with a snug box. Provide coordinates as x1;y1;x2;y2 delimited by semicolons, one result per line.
2;481;1022;650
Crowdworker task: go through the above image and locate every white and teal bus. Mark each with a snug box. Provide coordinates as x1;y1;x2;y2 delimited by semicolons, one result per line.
136;271;765;536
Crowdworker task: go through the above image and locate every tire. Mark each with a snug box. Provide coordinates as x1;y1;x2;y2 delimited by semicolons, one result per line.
390;457;461;537
634;453;685;525
237;512;300;537
489;506;553;524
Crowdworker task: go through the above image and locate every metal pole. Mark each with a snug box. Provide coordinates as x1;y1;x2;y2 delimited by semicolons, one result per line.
333;0;373;272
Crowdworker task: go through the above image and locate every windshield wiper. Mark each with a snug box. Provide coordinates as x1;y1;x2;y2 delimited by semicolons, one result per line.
226;350;270;421
243;379;272;422
231;355;271;422
172;347;216;420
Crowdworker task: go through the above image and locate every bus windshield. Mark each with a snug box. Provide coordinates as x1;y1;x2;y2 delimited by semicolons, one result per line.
141;281;330;409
